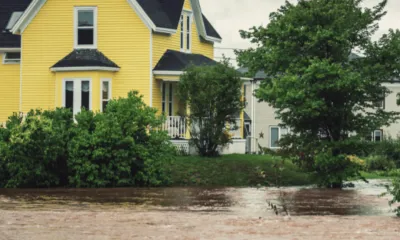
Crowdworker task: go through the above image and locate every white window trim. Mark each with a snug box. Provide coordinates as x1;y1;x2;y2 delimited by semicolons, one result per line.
269;126;289;149
62;78;93;111
372;129;383;142
74;7;98;49
180;10;193;53
100;78;112;112
2;52;21;64
168;83;173;116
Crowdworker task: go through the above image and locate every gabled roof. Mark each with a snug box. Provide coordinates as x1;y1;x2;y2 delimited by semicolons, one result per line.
0;0;32;49
51;49;120;72
153;49;217;73
237;67;267;80
136;0;185;30
11;0;222;43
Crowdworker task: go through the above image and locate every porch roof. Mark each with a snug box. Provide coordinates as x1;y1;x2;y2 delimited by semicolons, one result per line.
153;49;217;75
50;49;120;72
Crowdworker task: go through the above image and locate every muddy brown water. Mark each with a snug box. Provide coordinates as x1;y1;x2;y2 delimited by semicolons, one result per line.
0;180;395;216
1;180;400;239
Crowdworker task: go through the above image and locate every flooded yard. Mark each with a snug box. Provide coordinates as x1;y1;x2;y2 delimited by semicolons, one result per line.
0;180;399;239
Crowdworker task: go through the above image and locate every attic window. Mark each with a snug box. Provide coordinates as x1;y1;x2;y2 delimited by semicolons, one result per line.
6;12;24;30
74;7;97;49
180;11;192;53
3;52;21;64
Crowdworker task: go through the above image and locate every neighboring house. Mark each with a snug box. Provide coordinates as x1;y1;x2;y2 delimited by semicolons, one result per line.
0;0;245;154
239;67;400;153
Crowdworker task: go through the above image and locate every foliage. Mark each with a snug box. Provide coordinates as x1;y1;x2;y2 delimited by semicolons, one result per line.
0;91;174;188
364;155;396;171
386;177;400;217
170;154;312;187
67;91;174;188
236;0;400;187
176;60;244;157
1;109;73;188
312;150;365;188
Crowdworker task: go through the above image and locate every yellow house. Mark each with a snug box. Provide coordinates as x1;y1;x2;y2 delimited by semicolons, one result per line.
0;0;245;153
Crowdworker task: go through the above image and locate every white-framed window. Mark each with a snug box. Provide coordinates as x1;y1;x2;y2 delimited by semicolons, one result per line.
162;82;166;114
270;126;289;148
161;82;174;116
62;78;92;115
101;79;112;112
180;10;192;52
372;130;383;142
2;52;21;64
74;7;97;49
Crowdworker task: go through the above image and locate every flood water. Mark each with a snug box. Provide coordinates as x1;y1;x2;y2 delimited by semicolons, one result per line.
1;180;399;239
0;180;394;216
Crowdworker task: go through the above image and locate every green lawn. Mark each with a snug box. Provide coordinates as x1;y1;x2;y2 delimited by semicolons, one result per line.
169;154;313;187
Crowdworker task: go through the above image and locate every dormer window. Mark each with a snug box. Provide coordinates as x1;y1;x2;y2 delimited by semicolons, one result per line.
3;52;21;64
180;11;192;53
74;7;97;49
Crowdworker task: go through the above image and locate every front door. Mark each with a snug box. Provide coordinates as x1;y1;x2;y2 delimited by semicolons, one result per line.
64;79;91;115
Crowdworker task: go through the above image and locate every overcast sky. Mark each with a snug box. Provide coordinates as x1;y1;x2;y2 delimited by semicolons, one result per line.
200;0;400;67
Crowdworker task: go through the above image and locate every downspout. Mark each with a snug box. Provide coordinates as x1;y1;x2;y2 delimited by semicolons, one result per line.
251;79;255;153
19;35;23;113
149;29;153;107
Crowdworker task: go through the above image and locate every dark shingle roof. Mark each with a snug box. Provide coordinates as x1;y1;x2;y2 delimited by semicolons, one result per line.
202;14;221;39
137;0;221;41
154;49;217;71
237;67;267;79
51;49;119;69
136;0;185;29
0;0;32;48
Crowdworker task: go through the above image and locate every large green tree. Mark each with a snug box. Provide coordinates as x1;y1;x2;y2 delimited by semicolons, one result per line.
177;61;243;157
237;0;400;143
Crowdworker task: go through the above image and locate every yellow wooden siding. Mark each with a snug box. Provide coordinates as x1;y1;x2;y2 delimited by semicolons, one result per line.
21;0;150;114
152;0;214;113
0;54;20;121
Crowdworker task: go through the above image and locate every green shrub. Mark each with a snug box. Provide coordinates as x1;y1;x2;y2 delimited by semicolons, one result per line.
386;177;400;217
2;109;73;188
313;150;365;188
67;91;174;187
364;155;396;171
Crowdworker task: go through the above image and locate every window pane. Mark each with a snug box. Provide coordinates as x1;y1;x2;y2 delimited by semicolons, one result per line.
162;83;166;113
81;81;90;110
102;101;109;112
65;81;74;112
78;10;94;27
180;15;184;49
78;29;94;45
186;16;190;50
270;127;279;148
169;84;173;116
102;81;109;100
375;130;382;142
6;52;20;59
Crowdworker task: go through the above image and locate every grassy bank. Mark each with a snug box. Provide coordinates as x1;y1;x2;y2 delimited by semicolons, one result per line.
169;154;313;187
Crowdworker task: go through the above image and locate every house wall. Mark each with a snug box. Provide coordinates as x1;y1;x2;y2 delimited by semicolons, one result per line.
21;0;150;114
382;84;400;138
0;53;20;121
246;82;400;152
152;0;214;113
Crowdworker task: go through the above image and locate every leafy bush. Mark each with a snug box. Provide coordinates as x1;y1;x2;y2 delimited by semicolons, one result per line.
313;150;365;188
176;60;244;157
2;109;73;188
67;91;174;187
364;155;396;171
386;177;400;217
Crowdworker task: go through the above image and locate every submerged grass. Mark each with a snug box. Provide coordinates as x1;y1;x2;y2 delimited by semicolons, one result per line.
169;154;312;187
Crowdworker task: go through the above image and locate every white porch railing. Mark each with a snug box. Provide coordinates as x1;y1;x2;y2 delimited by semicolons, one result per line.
162;116;187;139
